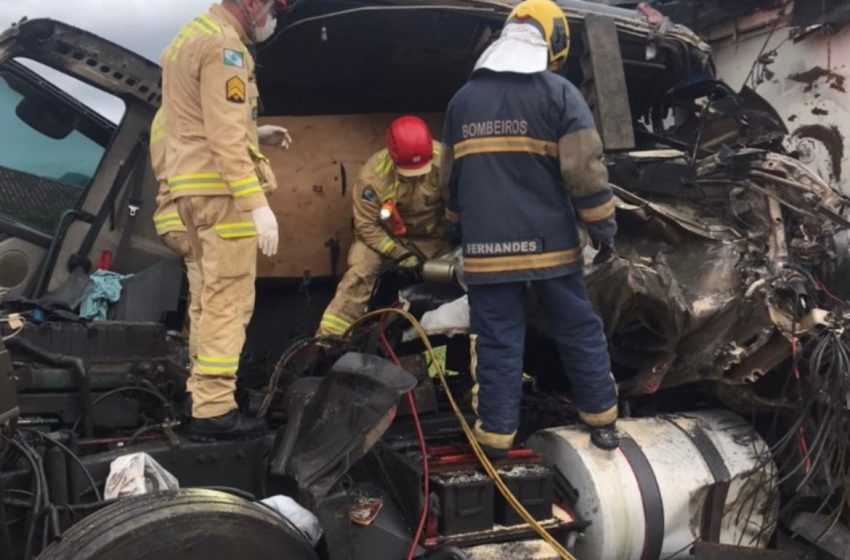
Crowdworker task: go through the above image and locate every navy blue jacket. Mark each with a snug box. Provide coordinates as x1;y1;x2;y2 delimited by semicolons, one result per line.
442;70;616;285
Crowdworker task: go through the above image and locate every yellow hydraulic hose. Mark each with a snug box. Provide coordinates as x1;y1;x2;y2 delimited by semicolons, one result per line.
346;308;578;560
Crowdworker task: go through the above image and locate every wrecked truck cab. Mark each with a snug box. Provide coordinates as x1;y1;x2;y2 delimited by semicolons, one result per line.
0;18;173;307
0;3;848;560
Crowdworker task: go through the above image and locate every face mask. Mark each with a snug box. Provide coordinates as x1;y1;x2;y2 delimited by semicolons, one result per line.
252;0;277;43
254;13;277;42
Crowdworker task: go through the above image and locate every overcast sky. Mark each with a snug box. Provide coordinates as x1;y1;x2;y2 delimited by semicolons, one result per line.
0;0;213;121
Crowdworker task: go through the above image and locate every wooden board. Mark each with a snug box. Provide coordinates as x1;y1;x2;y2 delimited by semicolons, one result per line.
256;113;443;279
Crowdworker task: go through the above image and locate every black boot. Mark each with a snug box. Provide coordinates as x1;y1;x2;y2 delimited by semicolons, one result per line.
478;443;509;460
181;394;193;421
590;423;620;450
190;410;268;439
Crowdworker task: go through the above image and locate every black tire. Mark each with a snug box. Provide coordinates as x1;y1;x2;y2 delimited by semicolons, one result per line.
38;489;318;560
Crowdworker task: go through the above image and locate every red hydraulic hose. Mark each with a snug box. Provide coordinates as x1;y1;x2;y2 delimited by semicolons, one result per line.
379;317;429;560
790;336;813;472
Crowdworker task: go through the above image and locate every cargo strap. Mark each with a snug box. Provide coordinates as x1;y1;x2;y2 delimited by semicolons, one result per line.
619;436;665;560
665;417;732;544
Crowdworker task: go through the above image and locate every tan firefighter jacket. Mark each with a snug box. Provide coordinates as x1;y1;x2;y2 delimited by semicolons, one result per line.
149;110;185;236
354;141;446;259
160;4;276;213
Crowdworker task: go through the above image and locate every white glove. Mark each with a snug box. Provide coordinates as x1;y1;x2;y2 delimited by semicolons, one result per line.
257;125;293;149
251;206;279;257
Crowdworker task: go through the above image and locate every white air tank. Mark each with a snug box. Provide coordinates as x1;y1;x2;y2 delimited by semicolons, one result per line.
528;410;778;560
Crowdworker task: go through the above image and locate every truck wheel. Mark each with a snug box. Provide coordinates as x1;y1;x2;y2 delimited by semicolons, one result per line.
38;489;318;560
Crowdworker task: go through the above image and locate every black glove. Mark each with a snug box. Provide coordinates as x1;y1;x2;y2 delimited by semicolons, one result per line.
592;239;614;265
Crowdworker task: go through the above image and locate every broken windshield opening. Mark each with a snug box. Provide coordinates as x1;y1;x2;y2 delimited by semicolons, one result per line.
0;60;122;234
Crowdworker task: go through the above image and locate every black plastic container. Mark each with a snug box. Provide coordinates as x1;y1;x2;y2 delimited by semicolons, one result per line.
494;464;554;526
431;471;494;535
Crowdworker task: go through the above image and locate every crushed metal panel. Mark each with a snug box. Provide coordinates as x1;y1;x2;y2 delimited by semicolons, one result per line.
587;142;850;393
706;6;850;196
582;14;636;150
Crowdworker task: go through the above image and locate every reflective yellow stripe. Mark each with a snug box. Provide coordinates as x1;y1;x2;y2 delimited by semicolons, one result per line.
453;136;558;159
189;21;212;36
578;404;618;427
170;182;227;192
320;313;352;335
248;145;269;162
373;150;394;177
154;212;181;224
473;420;515;450
381;180;400;202
578;198;616;223
168;172;226;192
171;172;223;181
195;355;239;375
464;248;581;274
214;222;257;239
377;237;395;256
320;321;347;336
154;212;184;234
197;355;240;364
214;222;254;230
232;188;263;199
229;175;261;188
155;221;183;228
217;232;256;239
193;15;221;35
151;112;165;144
229;175;262;198
155;219;183;228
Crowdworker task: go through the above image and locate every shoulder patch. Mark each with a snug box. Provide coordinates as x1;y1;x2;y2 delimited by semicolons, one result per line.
361;187;378;204
223;48;244;68
226;76;246;104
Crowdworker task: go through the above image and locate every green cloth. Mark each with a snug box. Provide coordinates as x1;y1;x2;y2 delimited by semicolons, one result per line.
80;271;125;320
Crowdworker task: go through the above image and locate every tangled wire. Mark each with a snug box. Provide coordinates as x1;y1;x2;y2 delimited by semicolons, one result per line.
727;320;850;547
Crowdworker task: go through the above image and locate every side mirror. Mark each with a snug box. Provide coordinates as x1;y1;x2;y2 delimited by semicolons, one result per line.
15;94;75;140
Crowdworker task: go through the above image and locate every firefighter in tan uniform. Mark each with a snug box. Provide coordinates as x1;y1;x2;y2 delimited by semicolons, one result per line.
150;109;203;384
160;0;287;437
319;116;450;337
151;110;289;403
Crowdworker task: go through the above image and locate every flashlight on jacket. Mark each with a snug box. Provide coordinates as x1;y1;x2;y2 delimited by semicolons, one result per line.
380;199;407;237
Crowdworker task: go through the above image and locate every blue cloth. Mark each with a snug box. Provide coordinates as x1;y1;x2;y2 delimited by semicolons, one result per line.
468;272;617;438
79;271;125;321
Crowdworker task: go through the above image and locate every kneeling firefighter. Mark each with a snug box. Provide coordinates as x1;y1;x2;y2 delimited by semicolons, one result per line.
318;116;451;337
441;0;620;453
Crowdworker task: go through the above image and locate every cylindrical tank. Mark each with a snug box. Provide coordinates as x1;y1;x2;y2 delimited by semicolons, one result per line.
527;410;778;560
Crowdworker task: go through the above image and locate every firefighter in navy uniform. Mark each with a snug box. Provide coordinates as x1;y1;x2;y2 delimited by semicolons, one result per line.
441;0;620;453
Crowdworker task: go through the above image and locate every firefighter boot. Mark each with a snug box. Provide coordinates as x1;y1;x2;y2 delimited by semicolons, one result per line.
590;423;620;450
190;410;268;439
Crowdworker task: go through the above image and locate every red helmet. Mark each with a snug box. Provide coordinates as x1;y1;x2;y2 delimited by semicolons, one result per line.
386;116;433;177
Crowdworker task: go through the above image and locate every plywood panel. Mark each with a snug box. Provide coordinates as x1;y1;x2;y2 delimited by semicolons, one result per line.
256;113;443;279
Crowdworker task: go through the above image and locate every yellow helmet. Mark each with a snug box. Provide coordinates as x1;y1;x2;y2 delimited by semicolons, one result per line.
508;0;571;66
